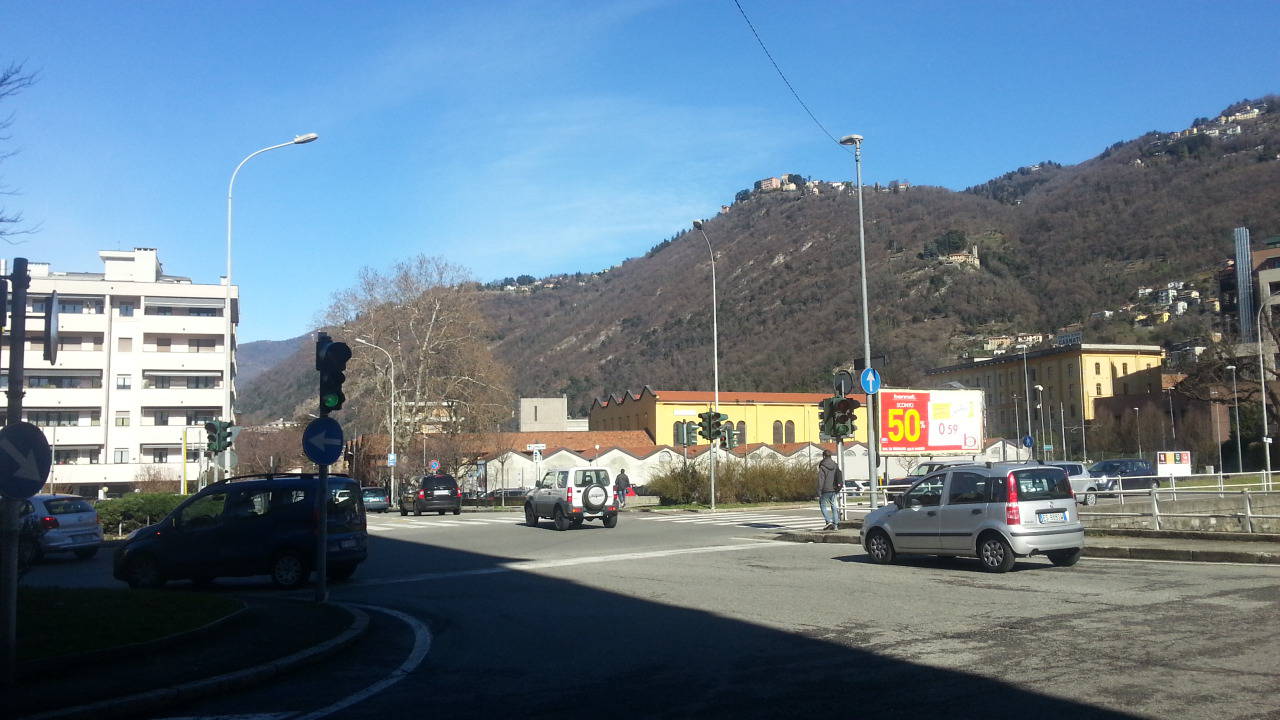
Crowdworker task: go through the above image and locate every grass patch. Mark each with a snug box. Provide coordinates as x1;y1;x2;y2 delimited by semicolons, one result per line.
1158;475;1269;491
17;587;241;663
642;501;813;511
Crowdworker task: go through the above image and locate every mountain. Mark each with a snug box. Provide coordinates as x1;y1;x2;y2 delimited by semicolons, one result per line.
238;333;309;385
240;96;1280;424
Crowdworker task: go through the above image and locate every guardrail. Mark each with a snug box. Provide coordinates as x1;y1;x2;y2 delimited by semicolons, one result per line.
1098;471;1272;505
1078;487;1280;533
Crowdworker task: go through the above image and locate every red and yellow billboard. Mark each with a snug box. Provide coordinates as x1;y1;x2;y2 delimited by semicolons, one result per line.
878;389;984;455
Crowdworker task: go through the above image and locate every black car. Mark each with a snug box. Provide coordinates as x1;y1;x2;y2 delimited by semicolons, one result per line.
1088;458;1159;490
400;474;462;516
113;473;368;590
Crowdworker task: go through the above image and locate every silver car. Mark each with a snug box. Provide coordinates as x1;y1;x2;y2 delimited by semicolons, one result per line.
860;462;1085;573
1046;461;1102;505
22;494;104;560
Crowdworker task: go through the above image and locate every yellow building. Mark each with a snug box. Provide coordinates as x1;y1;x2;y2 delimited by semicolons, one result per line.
589;387;869;446
927;343;1165;440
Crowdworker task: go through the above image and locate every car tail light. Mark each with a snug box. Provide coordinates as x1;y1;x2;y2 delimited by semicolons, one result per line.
566;485;574;505
40;516;59;530
418;490;425;499
455;488;462;497
1004;472;1020;526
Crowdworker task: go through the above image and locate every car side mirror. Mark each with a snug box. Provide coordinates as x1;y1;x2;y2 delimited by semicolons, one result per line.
892;497;903;510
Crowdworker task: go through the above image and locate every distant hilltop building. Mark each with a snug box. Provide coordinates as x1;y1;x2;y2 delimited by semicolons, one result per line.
939;245;980;269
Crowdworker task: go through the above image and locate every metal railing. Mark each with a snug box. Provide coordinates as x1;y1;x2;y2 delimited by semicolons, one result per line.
1078;486;1280;533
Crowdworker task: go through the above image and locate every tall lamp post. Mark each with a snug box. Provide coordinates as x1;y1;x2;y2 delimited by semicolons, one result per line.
1164;387;1177;442
839;133;879;506
1133;407;1143;459
225;133;318;478
355;338;396;501
1210;389;1224;480
1012;394;1022;449
1017;344;1033;454
1227;364;1242;473
1256;298;1274;489
692;220;720;511
1035;384;1046;459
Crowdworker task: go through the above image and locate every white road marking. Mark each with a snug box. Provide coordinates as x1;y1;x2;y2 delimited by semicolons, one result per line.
349;541;792;588
289;604;433;720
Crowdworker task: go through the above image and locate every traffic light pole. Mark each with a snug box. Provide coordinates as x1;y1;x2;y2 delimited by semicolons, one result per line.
314;461;328;603
1;259;30;686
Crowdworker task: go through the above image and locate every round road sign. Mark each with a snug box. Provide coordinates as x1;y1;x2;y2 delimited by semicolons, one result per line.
0;422;53;500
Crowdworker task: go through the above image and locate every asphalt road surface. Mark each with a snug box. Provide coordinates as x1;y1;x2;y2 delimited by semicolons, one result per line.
30;508;1280;719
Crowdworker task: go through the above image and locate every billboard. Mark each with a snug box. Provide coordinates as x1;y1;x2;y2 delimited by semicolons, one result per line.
878;389;985;456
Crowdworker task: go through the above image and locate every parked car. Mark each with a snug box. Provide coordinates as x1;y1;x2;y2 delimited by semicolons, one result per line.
524;466;618;530
400;474;462;516
1088;458;1159;491
1046;461;1102;505
361;486;391;513
486;488;531;500
860;461;1084;573
16;511;44;577
888;458;973;488
113;473;368;589
22;494;103;561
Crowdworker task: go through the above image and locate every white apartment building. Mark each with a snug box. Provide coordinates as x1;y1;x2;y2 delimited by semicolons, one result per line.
7;248;237;498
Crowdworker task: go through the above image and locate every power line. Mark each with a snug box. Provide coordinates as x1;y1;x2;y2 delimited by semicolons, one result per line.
731;0;851;153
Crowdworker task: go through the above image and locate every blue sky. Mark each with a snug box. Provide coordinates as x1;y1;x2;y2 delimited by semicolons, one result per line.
4;1;1278;342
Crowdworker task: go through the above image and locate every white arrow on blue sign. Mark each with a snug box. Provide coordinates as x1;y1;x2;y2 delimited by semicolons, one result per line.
860;367;882;395
0;422;53;500
303;416;345;466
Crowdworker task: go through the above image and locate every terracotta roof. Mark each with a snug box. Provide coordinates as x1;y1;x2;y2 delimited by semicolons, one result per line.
596;388;865;406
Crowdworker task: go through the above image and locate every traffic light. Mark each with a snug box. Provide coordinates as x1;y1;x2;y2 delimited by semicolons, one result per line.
712;412;730;441
205;421;222;453
316;332;352;414
221;423;236;451
834;397;862;439
817;397;837;438
723;427;739;449
697;411;717;441
677;421;699;446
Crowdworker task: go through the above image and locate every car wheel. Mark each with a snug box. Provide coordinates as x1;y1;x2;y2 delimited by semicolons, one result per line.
437;510;445;516
524;504;539;527
1083;490;1098;506
553;506;571;531
1047;548;1082;567
978;533;1016;573
603;514;618;529
74;547;98;560
570;518;584;528
399;505;408;516
329;562;358;582
414;506;422;517
865;529;895;565
452;508;461;515
124;555;165;589
270;550;308;589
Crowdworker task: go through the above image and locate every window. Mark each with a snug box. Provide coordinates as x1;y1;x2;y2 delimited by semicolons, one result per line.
784;420;795;443
156;338;171;352
1122;363;1129;375
947;472;989;505
113;448;130;464
119;303;135;317
574;469;608;487
58;335;81;351
118;337;133;352
229;491;271;519
189;376;217;389
147;306;173;316
59;299;85;314
903;475;945;508
116;374;132;390
1122;383;1129;394
151;448;169;464
152;410;171;426
29;411;81;427
1095;383;1102;396
186;410;217;425
150;376;171;389
1094;362;1101;375
178;492;227;529
114;412;130;427
188;307;218;317
186;448;202;462
772;421;783;445
190;338;216;353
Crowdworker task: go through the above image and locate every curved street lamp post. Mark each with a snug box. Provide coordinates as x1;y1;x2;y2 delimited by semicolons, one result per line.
692;220;720;511
355;338;396;501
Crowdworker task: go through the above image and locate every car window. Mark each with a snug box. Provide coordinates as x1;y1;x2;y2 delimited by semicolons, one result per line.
429;476;457;490
44;498;94;515
574;470;608;487
180;492;227;529
1013;468;1073;501
946;472;990;505
537;472;556;489
362;489;386;499
228;490;271;519
329;481;365;532
555;471;569;489
903;474;945;508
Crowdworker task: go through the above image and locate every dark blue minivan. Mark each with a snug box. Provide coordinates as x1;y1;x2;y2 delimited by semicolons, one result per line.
113;473;368;589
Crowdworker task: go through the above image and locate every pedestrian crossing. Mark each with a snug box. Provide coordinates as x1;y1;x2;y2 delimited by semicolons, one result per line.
366;515;524;532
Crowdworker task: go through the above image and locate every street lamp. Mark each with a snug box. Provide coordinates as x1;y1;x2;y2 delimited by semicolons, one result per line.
1035;384;1046;459
839;133;879;506
1163;387;1177;443
1132;407;1143;459
225;133;319;477
355;337;396;501
692;220;720;512
1210;389;1224;480
1256;298;1274;488
1012;393;1022;446
1227;364;1242;472
1017;344;1033;453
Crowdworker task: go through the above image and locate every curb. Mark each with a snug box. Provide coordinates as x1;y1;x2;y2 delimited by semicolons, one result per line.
18;599;249;680
21;603;371;720
1085;528;1280;543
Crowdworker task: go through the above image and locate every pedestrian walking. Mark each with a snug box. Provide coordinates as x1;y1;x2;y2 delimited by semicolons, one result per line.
816;448;841;530
614;469;631;508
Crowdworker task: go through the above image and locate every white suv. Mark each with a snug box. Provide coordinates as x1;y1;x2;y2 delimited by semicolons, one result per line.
525;466;619;530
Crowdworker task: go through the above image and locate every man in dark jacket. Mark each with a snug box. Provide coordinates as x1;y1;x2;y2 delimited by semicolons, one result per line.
816;448;841;530
614;469;631;508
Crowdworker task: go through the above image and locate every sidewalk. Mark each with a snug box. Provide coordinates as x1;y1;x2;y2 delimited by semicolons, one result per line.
14;596;367;720
771;522;1280;564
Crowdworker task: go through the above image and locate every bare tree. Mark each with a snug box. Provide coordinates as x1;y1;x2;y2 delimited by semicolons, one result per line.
132;465;181;494
1;62;37;243
325;255;514;477
235;427;309;475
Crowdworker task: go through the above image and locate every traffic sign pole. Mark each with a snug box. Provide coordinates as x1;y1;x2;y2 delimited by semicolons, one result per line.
1;258;34;687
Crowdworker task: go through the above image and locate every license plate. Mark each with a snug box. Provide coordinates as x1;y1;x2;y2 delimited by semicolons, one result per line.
73;533;97;542
1039;511;1067;523
433;490;450;496
340;538;356;549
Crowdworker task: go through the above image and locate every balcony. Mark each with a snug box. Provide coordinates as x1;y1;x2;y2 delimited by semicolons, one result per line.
23;387;104;407
24;350;107;371
138;315;228;336
54;313;110;333
130;424;207;446
139;352;226;372
40;425;105;446
139;387;225;408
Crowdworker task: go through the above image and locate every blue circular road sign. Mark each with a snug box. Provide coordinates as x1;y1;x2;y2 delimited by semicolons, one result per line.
1022;435;1034;448
860;367;882;395
429;459;440;472
303;416;345;466
0;422;53;500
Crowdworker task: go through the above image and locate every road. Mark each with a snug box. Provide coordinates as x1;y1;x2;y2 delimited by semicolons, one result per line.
28;507;1280;719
